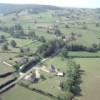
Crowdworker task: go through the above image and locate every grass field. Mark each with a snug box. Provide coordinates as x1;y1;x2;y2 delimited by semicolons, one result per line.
1;53;100;100
2;85;53;100
44;56;68;71
75;58;100;100
1;56;67;100
0;53;17;61
0;6;100;100
68;51;100;57
0;53;15;85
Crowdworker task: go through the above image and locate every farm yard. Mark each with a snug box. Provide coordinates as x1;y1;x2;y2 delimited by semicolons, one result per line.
0;3;100;100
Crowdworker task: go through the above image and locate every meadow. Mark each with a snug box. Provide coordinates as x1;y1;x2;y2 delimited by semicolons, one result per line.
0;6;100;100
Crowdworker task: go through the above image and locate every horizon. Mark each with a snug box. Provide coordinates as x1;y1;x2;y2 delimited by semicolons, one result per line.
0;0;100;8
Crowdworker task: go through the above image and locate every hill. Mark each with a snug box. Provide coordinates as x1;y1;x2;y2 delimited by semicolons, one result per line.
0;3;61;14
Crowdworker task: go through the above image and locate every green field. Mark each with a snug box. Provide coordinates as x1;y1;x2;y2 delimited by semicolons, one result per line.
1;56;67;100
75;58;100;100
0;4;100;100
2;85;53;100
2;57;100;100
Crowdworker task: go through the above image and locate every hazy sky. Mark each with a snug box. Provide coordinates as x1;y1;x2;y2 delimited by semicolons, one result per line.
0;0;100;8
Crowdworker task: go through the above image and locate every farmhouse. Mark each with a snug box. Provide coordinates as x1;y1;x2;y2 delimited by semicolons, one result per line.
49;65;64;77
24;69;40;83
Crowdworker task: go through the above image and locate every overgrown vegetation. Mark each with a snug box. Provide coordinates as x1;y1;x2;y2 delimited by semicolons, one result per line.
58;59;82;100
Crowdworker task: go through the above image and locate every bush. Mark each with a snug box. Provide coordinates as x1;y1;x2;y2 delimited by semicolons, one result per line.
57;92;73;100
2;43;8;50
83;26;87;30
9;57;12;60
65;25;70;28
61;48;68;58
10;40;17;47
61;60;82;96
96;23;99;27
36;39;65;58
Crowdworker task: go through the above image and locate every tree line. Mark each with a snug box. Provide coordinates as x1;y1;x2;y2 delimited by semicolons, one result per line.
57;59;82;100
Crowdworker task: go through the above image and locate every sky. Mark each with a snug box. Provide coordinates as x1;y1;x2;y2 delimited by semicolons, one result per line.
0;0;100;8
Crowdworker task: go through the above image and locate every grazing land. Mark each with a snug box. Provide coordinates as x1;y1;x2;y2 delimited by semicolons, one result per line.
0;3;100;100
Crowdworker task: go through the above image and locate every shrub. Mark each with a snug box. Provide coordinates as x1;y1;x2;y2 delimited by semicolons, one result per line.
57;92;73;100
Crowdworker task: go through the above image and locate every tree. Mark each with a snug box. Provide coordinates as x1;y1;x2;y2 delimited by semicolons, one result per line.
20;48;24;53
65;25;70;28
39;36;46;42
0;35;6;43
83;26;87;30
61;48;68;58
54;29;63;36
2;43;8;50
57;92;73;100
61;59;81;96
96;23;99;27
36;39;64;57
0;35;6;40
28;30;36;38
10;40;17;48
14;23;23;30
10;24;25;38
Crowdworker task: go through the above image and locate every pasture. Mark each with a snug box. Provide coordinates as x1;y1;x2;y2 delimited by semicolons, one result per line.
75;58;100;100
0;6;100;100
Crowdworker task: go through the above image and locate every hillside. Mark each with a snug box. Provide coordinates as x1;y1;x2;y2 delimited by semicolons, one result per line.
0;4;100;100
0;3;61;14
